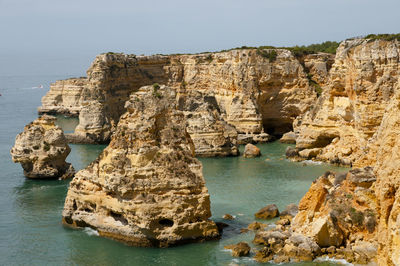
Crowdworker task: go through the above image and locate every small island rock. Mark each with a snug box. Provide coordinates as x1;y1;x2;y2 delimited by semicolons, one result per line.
243;143;261;158
62;85;220;247
10;115;74;179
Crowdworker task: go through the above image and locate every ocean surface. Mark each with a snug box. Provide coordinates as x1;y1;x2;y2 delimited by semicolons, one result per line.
0;75;349;265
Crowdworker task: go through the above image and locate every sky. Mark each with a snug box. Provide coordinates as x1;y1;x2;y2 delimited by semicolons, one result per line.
0;0;399;76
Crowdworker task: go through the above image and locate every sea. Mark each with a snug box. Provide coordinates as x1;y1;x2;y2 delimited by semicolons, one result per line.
0;74;350;265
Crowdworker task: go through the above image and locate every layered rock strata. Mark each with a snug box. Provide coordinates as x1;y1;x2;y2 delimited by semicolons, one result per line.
293;39;400;166
279;38;400;265
62;85;220;247
177;90;238;157
10;115;74;179
38;77;87;116
40;49;324;146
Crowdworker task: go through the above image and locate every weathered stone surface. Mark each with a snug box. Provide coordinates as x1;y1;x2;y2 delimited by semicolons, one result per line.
255;204;279;219
224;242;251;257
62;85;219;247
279;131;297;144
243;144;261;158
178;90;238;157
40;49;320;148
280;203;299;218
38;78;87;116
10;115;74;179
295;39;400;166
248;221;267;231
347;166;376;188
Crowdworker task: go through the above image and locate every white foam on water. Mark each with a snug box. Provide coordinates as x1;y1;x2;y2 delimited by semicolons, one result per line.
83;227;99;236
302;160;323;165
314;256;353;265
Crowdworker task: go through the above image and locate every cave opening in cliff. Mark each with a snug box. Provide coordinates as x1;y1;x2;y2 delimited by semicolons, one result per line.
262;118;293;138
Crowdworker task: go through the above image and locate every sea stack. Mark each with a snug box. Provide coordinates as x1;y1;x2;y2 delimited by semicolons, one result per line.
10;115;75;179
62;85;220;247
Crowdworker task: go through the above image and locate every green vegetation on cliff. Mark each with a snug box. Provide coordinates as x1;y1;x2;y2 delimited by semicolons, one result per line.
364;33;400;42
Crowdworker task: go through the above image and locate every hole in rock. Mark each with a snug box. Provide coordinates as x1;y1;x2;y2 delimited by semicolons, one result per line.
109;211;128;225
158;219;174;227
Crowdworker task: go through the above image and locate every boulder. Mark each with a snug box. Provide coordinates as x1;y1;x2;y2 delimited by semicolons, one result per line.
223;214;234;220
62;85;220;247
298;148;321;159
285;146;299;158
224;242;251;257
248;221;267;231
280;203;299;218
243;143;261;158
10;115;75;179
280;131;297;144
348;167;376;188
255;204;279;219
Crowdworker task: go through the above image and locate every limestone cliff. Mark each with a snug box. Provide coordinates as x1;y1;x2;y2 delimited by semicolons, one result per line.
39;49;322;148
10;115;74;179
62;85;220;247
294;39;400;166
359;81;400;265
38;78;87;116
285;38;400;265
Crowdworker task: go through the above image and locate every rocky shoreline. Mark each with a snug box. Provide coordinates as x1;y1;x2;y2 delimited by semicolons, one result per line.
10;35;400;264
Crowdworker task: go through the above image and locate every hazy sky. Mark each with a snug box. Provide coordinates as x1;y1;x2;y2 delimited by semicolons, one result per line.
0;0;399;76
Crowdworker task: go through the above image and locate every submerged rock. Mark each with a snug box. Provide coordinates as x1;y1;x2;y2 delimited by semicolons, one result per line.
10;115;74;179
62;85;219;247
243;143;261;158
222;214;234;220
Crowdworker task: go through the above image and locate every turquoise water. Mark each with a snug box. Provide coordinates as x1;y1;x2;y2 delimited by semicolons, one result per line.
0;75;347;265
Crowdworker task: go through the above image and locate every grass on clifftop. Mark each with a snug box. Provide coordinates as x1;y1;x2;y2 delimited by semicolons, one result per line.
219;41;340;58
364;33;400;42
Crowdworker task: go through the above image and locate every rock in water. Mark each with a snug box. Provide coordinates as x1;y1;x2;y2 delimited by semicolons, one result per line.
224;242;251;257
243;143;261;158
10;115;74;179
255;204;279;219
62;85;220;247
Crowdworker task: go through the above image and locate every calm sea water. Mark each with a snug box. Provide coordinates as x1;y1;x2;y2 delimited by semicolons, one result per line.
0;75;348;265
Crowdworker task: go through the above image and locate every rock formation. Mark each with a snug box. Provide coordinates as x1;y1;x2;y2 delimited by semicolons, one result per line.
62;85;220;247
293;39;400;166
283;38;400;264
255;204;279;219
38;78;87;116
10;115;74;179
243;143;261;158
177;90;238;157
250;168;378;264
39;49;323;148
224;242;251;257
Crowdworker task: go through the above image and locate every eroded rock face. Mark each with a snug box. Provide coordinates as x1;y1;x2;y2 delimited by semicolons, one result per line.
178;90;238;157
38;78;87;116
10;115;74;179
287;38;400;265
251;169;378;264
62;85;219;247
294;39;400;166
40;49;322;146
